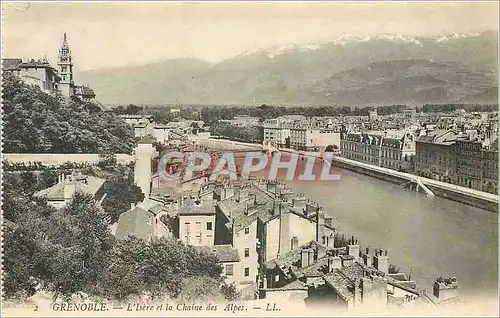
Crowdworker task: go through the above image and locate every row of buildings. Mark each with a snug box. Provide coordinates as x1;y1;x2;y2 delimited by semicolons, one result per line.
119;114;205;144
340;130;417;172
263;115;341;151
339;123;498;194
2;33;102;106
416;129;498;194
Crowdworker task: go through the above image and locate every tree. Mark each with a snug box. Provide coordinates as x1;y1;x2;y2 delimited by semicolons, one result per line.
221;282;241;301
2;72;136;154
101;169;145;223
178;276;225;303
41;193;114;299
388;264;400;274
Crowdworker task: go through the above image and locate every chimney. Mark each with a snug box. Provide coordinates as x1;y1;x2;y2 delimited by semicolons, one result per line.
316;207;325;242
326;233;334;247
328;256;342;272
341;254;354;267
433;277;459;301
301;248;310;268
291;236;299;251
266;181;277;194
130;202;136;210
347;240;360;258
324;217;333;228
292;196;306;209
307;248;315;266
278;201;291;255
305;202;317;217
363;249;372;267
281;189;294;202
373;250;389;273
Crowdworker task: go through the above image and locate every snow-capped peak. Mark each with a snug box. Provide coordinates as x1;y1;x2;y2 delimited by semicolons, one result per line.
332;33;354;46
330;33;423;46
375;34;422;46
435;32;481;43
267;44;297;59
266;43;322;59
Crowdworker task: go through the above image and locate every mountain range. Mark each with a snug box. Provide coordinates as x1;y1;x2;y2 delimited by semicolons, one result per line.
78;30;498;106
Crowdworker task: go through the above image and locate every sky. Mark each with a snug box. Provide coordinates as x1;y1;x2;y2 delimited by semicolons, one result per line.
2;1;499;71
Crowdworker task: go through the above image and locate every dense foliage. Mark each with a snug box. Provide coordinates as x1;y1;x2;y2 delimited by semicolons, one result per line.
2;72;135;154
210;122;264;143
3;190;229;302
101;166;145;223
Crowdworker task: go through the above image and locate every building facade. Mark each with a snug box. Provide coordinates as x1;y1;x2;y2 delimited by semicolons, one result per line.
2;58;61;93
340;131;416;172
415;131;458;184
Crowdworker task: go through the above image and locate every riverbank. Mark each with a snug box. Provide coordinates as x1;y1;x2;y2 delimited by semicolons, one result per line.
330;156;498;213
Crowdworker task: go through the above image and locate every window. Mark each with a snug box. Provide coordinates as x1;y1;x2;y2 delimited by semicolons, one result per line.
244;267;250;277
244;248;250;257
207;222;212;231
245;227;249;234
226;264;234;276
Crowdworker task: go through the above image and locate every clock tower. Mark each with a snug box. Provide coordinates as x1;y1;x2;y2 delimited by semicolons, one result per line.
57;33;74;97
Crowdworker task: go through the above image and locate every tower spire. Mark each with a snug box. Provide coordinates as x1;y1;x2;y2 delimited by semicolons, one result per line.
58;32;74;97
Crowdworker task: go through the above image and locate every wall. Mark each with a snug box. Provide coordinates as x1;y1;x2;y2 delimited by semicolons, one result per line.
333;156;498;213
3;153;134;165
221;261;243;287
178;214;215;246
154;128;169;144
265;217;280;262
233;221;258;286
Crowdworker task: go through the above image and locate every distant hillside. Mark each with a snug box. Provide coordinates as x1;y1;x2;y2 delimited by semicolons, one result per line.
307;59;497;106
78;31;498;106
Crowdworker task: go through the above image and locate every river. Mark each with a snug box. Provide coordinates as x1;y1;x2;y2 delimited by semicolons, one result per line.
277;165;497;299
204;143;498;300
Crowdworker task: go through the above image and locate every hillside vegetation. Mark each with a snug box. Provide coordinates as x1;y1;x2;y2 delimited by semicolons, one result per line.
2;72;135;154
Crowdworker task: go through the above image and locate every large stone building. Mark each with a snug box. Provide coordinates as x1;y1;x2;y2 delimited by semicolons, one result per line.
456;137;498;194
2;58;61;93
263;117;341;151
415;130;458;184
415;130;498;194
340;131;416;172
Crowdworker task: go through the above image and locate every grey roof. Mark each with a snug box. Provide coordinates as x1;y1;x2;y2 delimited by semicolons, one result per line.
199;245;241;263
34;175;105;201
115;206;155;240
217;185;277;233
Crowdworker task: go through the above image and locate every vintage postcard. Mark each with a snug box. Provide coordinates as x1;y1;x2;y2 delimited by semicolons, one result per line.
1;1;498;317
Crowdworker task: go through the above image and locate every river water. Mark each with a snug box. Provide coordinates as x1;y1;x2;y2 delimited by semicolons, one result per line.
206;145;498;299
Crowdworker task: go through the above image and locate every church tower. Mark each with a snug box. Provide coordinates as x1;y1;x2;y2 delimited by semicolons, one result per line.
57;33;74;97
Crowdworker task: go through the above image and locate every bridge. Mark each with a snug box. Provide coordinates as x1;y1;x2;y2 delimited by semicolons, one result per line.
192;137;498;212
